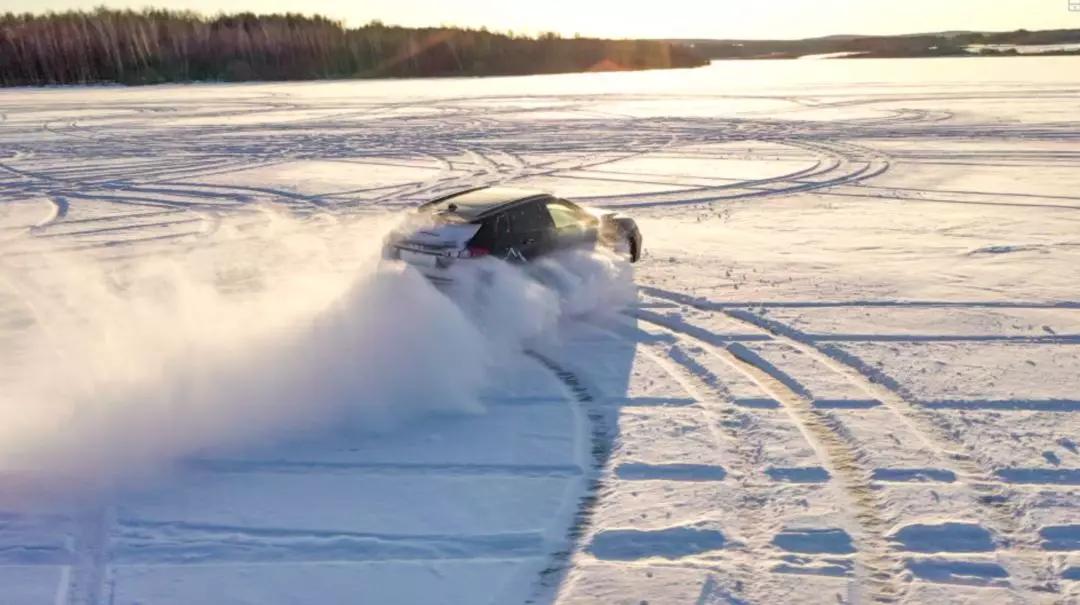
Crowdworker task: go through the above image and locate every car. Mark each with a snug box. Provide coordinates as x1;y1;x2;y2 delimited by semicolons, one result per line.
383;187;642;283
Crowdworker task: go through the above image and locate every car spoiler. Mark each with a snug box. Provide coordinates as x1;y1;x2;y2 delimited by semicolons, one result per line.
417;186;490;210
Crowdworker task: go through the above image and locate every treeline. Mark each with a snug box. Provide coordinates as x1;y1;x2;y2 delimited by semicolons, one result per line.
686;28;1080;60
0;9;707;86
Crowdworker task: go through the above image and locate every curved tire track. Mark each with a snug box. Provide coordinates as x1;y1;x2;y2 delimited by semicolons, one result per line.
640;286;1065;600
623;310;906;604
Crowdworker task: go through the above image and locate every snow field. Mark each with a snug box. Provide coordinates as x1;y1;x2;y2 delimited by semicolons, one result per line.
1;57;1079;603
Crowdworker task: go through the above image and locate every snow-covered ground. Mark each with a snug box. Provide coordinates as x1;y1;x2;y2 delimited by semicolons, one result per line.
1;56;1079;604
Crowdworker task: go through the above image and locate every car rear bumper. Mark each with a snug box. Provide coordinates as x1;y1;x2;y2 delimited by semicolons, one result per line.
383;245;465;285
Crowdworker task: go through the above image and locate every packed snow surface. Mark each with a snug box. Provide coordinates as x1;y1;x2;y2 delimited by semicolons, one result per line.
0;56;1079;604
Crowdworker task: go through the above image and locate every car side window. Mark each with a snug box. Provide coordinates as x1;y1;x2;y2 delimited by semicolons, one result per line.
470;213;511;250
508;200;554;233
546;201;583;230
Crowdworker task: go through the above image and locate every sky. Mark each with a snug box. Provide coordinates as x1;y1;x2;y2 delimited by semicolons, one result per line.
1;0;1076;39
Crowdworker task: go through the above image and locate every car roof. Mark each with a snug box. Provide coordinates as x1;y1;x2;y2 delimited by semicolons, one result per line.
420;187;551;220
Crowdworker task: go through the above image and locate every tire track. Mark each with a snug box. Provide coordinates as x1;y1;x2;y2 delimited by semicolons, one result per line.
620;311;906;603
586;321;814;604
66;506;111;605
522;350;608;605
719;307;1065;599
639;287;1065;600
111;521;550;564
580;138;890;209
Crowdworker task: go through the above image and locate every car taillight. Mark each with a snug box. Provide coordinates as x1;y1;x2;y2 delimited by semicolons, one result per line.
459;246;490;258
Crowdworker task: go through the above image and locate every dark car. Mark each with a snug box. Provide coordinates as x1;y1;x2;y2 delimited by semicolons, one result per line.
383;187;641;282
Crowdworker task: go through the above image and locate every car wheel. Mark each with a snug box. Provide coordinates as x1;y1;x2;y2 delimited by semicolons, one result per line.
610;234;634;262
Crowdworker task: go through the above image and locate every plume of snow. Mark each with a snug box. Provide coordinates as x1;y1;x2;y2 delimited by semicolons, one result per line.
0;210;634;495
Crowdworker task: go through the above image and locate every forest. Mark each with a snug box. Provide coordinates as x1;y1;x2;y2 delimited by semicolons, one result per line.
0;9;707;86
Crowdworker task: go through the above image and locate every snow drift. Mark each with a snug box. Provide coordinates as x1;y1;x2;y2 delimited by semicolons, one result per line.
0;210;634;494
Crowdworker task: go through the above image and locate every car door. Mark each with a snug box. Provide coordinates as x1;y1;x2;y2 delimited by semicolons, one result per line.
502;200;554;262
545;199;599;253
469;212;512;257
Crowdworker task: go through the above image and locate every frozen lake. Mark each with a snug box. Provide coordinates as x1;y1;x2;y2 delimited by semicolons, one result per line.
1;56;1079;604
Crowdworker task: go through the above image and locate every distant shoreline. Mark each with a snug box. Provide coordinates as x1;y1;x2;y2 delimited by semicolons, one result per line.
0;9;705;87
4;11;1077;87
734;50;1080;61
681;29;1080;62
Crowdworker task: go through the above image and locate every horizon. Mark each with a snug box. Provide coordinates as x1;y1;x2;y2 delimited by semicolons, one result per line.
2;0;1075;40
